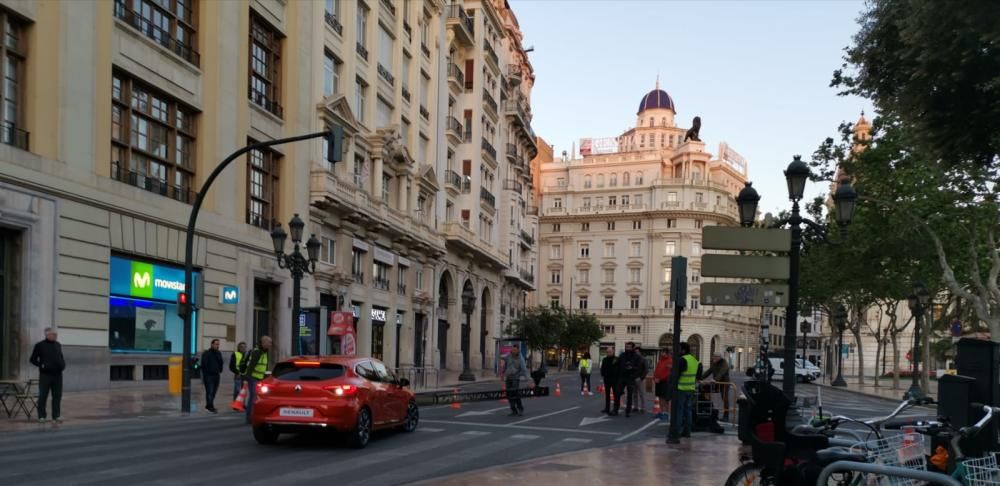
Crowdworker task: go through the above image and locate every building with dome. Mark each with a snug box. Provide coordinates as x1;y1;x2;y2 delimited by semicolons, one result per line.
531;80;763;367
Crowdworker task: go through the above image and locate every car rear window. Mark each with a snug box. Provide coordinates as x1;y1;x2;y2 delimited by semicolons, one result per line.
272;362;345;381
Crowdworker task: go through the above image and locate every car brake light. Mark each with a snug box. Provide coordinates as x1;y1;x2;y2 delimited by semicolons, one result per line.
322;384;358;397
257;382;270;395
293;361;321;367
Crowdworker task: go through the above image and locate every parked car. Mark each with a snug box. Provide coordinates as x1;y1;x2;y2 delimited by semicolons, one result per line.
768;358;816;383
250;356;418;448
801;360;822;380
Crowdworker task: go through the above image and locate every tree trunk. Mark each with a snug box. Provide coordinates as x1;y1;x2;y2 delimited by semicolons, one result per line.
853;330;865;385
922;321;932;393
891;334;901;390
873;337;882;387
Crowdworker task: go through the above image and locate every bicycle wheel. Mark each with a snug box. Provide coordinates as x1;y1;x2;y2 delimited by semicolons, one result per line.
725;463;768;486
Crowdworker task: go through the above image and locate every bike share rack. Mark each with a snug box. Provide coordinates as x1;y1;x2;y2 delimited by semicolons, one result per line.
817;461;962;486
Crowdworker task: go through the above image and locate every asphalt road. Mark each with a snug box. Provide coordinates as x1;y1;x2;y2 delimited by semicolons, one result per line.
0;373;682;486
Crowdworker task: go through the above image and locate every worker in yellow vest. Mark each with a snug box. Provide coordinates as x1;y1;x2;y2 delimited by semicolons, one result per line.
228;341;247;402
675;342;702;438
242;336;272;424
578;352;593;395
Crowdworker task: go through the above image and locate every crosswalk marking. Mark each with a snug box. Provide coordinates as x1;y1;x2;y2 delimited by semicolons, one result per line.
419;427;446;432
510;434;540;440
561;437;592;443
461;430;491;436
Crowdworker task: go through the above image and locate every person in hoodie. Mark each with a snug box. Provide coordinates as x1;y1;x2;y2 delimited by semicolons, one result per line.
599;347;618;415
200;339;224;413
653;347;673;421
30;328;66;424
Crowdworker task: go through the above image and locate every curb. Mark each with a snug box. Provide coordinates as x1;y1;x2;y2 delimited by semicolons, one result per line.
813;381;912;403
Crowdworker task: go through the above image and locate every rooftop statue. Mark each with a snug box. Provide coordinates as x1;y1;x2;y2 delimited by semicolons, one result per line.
684;116;702;142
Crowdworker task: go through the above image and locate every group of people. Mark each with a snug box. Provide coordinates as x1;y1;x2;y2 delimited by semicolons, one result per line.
212;336;272;424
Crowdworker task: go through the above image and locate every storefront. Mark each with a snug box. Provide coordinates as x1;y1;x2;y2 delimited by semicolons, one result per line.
108;255;199;357
371;306;387;361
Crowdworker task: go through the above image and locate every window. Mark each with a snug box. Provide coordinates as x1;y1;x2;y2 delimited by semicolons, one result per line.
552;223;561;232
623;172;630;186
629;297;640;310
321;236;336;264
667;192;678;202
373;261;390;290
690;297;699;310
597;174;605;187
632;220;642;230
667;219;676;228
696;192;704;203
551;271;561;284
419;72;430;115
553;198;562;209
630;241;641;257
692;242;701;256
0;12;26;150
579;298;588;310
378;25;393;83
246;142;280;229
355;78;367;122
610;173;618;187
608;196;617;207
604;242;615;257
665;241;676;255
351;248;365;282
629;268;641;283
113;0;199;66
578;269;589;284
695;219;703;229
604;269;614;283
381;172;391;204
376;97;392;127
691;269;700;283
636;172;644;184
607;221;615;231
584;175;592;188
353;151;366;186
324;52;341;97
111;73;196;203
356;3;369;55
581;222;590;232
621;195;629;206
663;268;671;283
604;297;614;309
420;11;430;52
583;197;591;208
579;244;589;258
249;12;282;117
664;298;671;309
550;297;560;308
627;325;641;334
602;325;615;335
415;268;424;290
551;245;561;259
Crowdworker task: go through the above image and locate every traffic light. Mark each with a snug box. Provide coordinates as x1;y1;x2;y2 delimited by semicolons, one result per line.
177;292;190;319
325;125;343;164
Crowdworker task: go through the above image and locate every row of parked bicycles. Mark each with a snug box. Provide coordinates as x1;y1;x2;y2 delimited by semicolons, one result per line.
725;378;1000;485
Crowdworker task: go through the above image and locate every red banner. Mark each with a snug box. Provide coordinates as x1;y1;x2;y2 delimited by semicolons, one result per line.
328;311;353;336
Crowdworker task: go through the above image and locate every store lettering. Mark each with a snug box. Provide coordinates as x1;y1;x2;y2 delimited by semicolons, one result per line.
155;278;185;291
371;308;387;322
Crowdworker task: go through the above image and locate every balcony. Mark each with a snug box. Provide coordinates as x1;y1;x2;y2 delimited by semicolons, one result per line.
446;116;463;144
374;277;390;291
112;166;194;204
2;122;29;151
507;64;523;85
527;205;538;216
356;42;368;61
113;0;200;66
324;11;343;35
401;86;411;103
506;143;521;165
483;40;499;70
505;99;535;140
480;187;496;210
420;105;430;120
380;0;396;16
446;5;474;46
481;138;497;163
520;229;535;246
504;265;535;290
377;63;395;86
447;63;465;92
353;271;365;284
444;170;468;196
483;89;498;118
503;179;523;194
443;222;506;270
397;283;407;295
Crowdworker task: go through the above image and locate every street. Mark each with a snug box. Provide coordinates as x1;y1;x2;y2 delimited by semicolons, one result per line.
0;374;933;486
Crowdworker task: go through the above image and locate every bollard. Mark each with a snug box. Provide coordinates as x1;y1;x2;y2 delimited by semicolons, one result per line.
168;356;183;395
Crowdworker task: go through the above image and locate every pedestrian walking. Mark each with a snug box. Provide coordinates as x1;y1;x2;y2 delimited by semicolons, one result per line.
578;352;593;394
632;344;648;413
701;351;732;421
502;346;532;416
201;339;224;413
675;342;702;438
599;347;618;414
242;336;272;424
29;328;65;424
229;341;247;401
615;342;643;417
653;347;672;421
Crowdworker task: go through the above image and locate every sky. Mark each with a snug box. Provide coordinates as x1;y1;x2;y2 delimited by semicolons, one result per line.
508;0;874;215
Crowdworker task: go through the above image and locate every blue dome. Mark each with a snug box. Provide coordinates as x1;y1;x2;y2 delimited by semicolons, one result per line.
637;89;675;114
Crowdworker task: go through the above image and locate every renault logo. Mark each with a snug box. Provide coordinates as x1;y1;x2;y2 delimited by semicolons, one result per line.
294;385;302;393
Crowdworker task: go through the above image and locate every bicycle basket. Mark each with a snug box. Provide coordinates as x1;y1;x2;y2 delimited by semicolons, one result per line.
849;433;927;486
963;454;1000;486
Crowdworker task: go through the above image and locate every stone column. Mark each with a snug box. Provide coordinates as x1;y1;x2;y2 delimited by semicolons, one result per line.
399;175;409;213
372;156;384;201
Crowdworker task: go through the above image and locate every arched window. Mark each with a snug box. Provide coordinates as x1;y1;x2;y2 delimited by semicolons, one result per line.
639;119;643;126
661;117;666;126
623;172;630;186
636;171;644;185
597;174;605;187
610;173;618;187
584;175;592;188
649;117;654;126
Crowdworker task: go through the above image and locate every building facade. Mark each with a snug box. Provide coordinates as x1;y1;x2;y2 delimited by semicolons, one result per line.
533;83;759;366
0;0;537;391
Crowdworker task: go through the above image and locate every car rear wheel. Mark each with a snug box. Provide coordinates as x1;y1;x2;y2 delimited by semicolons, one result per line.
350;408;372;448
402;402;419;432
253;425;278;445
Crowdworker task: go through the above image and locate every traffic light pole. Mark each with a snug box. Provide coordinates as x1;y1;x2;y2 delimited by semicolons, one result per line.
181;129;341;413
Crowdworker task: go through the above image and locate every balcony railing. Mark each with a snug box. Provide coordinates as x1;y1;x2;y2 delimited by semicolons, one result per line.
397;283;407;295
380;0;396;16
113;0;200;66
419;105;430;120
324;11;343;35
481;138;497;161
480;187;496;208
520;230;535;246
112;166;194;204
374;277;390;291
402;86;411;102
483;40;499;67
506;143;519;161
483;89;498;115
503;179;523;193
2;122;29;151
421;44;430;57
519;268;534;283
352;271;365;283
447;116;463;136
249;88;283;117
448;63;465;86
446;5;475;40
356;42;369;60
377;63;395;85
446;170;463;189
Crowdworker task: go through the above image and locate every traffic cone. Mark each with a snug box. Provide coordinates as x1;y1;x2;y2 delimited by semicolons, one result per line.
450;388;462;410
653;399;661;416
555;381;561;397
500;382;508;403
231;382;247;412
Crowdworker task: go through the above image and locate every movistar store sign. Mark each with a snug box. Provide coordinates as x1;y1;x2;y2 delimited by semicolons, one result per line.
110;256;197;302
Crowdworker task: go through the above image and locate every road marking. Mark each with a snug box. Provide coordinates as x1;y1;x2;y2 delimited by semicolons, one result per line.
510;434;540;440
461;430;491;436
422;419;621;436
456;406;511;418
579;415;612;427
417;427;445;432
616;418;660;441
510;406;580;425
562;437;592;443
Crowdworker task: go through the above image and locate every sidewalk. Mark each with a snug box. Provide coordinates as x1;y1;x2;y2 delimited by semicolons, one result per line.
411;434;744;485
814;376;928;401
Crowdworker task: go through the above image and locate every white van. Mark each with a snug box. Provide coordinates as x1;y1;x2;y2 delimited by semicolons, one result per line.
768;357;816;383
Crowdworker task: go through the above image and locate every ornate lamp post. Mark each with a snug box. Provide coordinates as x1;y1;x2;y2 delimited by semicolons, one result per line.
905;281;930;400
831;304;848;387
459;288;477;381
270;213;321;355
800;320;811;368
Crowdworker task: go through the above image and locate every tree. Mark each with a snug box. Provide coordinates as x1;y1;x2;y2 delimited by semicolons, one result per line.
560;312;604;354
506;305;564;368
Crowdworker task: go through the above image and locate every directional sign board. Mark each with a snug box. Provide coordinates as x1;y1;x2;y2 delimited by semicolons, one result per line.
702;227;791;252
701;283;789;307
701;254;790;280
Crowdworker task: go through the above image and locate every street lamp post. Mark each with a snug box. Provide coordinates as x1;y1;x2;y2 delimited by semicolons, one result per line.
460;289;476;381
735;156;857;399
800;320;810;368
270;214;322;356
905;281;930;400
831;304;848;387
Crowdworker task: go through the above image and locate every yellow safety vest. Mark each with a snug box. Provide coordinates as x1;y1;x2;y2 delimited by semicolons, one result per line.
251;350;268;380
678;354;699;392
234;351;244;374
579;358;591;373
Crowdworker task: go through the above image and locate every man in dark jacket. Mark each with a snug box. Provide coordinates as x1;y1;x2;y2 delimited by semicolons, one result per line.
599;347;618;414
200;339;224;413
615;342;644;417
29;328;66;423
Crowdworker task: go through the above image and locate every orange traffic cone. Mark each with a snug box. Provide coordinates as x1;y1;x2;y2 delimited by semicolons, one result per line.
653;399;662;415
500;382;508;403
231;382;248;412
450;388;462;410
555;381;562;397
598;384;605;394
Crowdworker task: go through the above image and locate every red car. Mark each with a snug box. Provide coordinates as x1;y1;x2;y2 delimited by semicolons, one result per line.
250;356;418;448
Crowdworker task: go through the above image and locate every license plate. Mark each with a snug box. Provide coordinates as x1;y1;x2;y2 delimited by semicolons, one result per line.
279;407;314;418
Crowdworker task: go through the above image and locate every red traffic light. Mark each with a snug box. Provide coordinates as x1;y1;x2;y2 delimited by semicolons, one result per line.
177;292;191;318
178;292;188;304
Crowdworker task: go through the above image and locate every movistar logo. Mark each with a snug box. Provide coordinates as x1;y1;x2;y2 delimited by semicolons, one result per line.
130;262;155;298
224;289;237;300
133;272;151;289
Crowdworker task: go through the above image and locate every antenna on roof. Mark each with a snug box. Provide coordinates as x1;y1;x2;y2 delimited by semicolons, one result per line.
656;72;660;90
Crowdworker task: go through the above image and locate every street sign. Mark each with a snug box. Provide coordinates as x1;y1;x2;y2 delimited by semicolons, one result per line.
670;256;687;307
700;283;788;307
702;227;791;252
701;254;790;279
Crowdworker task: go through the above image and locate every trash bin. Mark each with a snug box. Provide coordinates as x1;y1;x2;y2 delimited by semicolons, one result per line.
168;356;182;395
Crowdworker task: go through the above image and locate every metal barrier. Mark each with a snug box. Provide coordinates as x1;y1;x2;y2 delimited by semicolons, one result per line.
417;387;550;406
697;381;739;423
394;367;440;391
817;461;961;486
